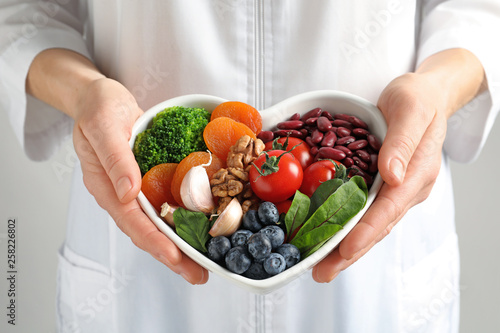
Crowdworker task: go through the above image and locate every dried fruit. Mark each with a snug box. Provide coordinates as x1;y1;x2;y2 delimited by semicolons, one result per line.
211;101;262;134
141;163;179;211
203;117;257;162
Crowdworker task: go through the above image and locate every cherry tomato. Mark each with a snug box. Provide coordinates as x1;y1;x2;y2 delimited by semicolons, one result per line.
274;199;293;215
299;160;341;197
264;137;313;170
249;150;303;203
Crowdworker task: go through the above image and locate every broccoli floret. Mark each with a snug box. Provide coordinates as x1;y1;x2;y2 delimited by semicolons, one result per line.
133;106;211;174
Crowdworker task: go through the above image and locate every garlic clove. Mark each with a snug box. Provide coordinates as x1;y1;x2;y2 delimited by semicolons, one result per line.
160;202;178;227
180;153;215;214
209;197;243;237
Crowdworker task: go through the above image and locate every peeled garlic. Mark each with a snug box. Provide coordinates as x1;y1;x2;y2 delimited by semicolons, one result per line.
180;152;215;214
209;197;243;237
160;202;178;227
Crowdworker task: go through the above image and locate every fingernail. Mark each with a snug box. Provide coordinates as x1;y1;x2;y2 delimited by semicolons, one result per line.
116;176;132;200
389;159;404;183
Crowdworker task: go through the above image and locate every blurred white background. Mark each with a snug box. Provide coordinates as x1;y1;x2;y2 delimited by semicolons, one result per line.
0;108;499;332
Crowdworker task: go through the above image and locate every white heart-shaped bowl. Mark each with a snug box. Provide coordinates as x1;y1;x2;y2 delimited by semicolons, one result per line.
129;90;387;294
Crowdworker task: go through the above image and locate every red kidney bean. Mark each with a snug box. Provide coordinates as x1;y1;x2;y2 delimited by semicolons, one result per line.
311;129;324;144
332;119;353;129
349;116;369;129
355;149;371;162
300;128;308;137
350;166;373;185
277;120;304;130
305;117;318;126
318;147;346;160
369;154;378;173
347;139;368;151
310;146;319;156
257;130;274;143
336;127;351;137
321;131;337;147
333;113;352;121
352;128;369;137
290;113;301;120
301;108;323;121
321;110;333;120
367;134;381;151
353;156;369;170
334;145;353;157
317;116;332;132
306;136;315;147
336;135;356;146
274;129;304;139
343;157;354;167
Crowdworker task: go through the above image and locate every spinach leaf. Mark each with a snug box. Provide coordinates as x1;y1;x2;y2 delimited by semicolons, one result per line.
307;178;344;220
284;191;311;242
290;175;368;257
173;208;211;253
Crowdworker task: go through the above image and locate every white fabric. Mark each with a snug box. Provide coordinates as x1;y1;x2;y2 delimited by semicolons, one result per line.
1;1;500;332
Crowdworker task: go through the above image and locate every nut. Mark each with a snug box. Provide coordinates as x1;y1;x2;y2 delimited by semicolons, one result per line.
211;135;264;214
227;135;265;169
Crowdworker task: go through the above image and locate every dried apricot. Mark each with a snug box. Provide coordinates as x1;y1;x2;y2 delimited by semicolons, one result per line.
203;117;257;161
211;101;262;134
141;163;179;211
171;151;225;207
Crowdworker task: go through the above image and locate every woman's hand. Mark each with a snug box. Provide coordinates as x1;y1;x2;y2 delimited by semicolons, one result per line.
312;49;485;282
27;49;208;285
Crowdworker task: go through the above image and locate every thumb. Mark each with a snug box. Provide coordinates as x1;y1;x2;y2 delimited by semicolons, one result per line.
79;110;142;203
377;97;433;187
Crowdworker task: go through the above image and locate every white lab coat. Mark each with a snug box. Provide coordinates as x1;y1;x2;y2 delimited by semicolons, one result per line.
1;1;500;332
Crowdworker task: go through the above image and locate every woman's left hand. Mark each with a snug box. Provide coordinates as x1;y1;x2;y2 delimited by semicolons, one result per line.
312;48;485;282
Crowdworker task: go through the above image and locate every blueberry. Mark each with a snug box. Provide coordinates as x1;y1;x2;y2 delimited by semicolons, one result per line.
258;202;279;226
243;261;271;280
259;225;285;250
225;246;252;274
276;243;301;268
242;210;264;232
263;253;286;276
247;233;272;261
230;229;253;247
207;236;231;264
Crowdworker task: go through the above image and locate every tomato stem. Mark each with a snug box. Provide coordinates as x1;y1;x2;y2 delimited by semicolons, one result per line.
251;150;292;180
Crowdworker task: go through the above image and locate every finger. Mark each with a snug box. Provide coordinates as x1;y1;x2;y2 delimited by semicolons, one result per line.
115;203;183;267
377;90;434;186
79;102;142;203
337;184;405;261
115;204;208;284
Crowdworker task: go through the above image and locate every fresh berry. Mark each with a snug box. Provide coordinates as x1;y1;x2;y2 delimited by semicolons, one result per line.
276;243;301;268
225;246;252;274
243;261;271;280
242;210;264;232
259;225;285;250
263;253;286;276
247;233;272;261
258;201;279;225
230;229;253;247
207;236;231;264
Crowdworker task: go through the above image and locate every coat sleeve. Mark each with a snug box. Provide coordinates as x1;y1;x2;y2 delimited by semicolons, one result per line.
0;0;91;161
418;0;500;163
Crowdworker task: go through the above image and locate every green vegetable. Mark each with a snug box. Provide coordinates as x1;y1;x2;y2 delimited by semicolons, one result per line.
133;106;211;174
284;191;310;242
288;175;368;258
173;208;212;253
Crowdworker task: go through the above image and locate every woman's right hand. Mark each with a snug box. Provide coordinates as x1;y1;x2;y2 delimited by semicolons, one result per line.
28;49;208;284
